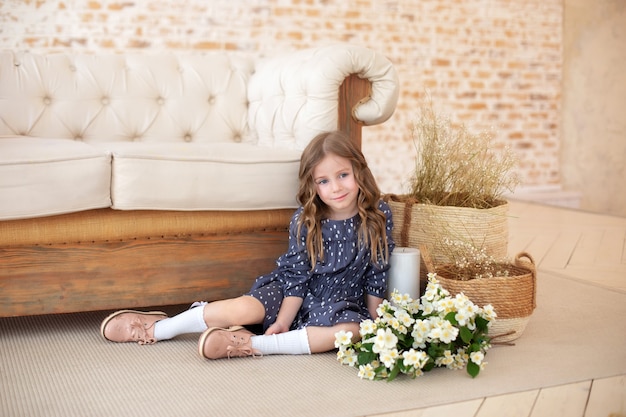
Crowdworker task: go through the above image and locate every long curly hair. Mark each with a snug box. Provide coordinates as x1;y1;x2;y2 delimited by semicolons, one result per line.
296;130;389;268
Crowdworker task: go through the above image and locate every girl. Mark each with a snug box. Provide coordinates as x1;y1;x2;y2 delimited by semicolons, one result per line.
101;130;395;359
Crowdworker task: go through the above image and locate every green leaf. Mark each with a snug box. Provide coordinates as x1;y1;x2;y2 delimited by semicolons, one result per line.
358;351;377;365
460;326;473;344
444;311;458;325
403;335;415;350
467;361;480;378
476;316;489;332
428;344;442;358
388;363;401;382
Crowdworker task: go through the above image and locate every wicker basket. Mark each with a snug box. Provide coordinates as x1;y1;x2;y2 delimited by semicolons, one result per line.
435;252;537;343
383;194;509;277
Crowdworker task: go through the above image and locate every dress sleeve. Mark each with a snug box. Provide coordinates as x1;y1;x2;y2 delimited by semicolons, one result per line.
364;200;396;298
275;208;313;298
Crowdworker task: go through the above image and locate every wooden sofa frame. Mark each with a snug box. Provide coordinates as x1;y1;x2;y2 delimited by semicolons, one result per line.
0;75;371;317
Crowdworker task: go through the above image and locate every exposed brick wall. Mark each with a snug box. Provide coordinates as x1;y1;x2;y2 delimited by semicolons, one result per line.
0;0;562;195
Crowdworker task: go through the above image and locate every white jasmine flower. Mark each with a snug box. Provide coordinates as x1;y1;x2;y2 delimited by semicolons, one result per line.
455;305;476;326
453;292;471;309
372;328;398;353
406;300;422;315
435;350;454;366
336;346;358;366
481;304;497;321
402;349;429;369
380;348;399;368
359;319;377;337
437;297;455;314
470;351;485;365
358;364;376;380
391;291;411;305
394;309;415;329
334;330;353;348
420;301;435;315
423;287;438;302
429;319;458;344
376;299;392;317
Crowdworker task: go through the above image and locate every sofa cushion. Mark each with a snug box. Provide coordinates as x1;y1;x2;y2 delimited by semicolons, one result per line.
0;138;112;220
102;143;301;211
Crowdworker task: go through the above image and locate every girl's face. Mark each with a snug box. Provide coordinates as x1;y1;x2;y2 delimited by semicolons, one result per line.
312;153;359;220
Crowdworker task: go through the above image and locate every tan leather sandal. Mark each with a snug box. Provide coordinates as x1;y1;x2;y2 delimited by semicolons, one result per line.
100;310;168;345
198;326;262;359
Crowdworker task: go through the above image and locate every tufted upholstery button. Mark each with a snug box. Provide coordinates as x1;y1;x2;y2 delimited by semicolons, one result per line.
43;96;51;105
74;134;83;140
233;133;242;143
157;97;164;105
184;134;192;142
69;65;77;72
101;97;110;105
208;95;216;105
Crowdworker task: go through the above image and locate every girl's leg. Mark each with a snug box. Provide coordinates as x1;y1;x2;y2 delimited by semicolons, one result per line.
202;295;266;328
156;295;265;340
101;295;265;344
256;322;361;355
305;322;360;353
199;321;361;359
152;302;208;341
200;326;312;359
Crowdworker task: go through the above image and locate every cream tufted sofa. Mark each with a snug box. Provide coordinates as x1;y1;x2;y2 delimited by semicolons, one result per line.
0;44;399;317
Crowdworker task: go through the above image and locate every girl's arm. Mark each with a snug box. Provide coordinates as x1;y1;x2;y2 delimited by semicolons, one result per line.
363;201;395;319
366;294;383;319
264;296;303;335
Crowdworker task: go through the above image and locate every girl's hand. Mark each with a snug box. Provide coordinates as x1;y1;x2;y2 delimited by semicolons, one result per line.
265;321;290;335
265;296;302;335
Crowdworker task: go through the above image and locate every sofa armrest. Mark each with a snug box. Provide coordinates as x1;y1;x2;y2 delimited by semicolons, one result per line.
248;44;399;149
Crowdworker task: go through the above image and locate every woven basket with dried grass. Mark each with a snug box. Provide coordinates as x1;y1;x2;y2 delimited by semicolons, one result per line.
385;101;518;278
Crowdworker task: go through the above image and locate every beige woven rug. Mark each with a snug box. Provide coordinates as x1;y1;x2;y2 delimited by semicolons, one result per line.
2;272;625;417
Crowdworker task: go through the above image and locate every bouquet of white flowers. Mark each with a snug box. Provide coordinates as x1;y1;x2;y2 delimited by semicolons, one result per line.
335;273;496;381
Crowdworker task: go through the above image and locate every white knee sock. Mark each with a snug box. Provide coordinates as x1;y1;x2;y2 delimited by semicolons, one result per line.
153;302;208;341
250;328;311;355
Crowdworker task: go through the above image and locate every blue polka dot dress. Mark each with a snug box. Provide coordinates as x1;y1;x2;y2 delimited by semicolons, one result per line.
247;200;395;332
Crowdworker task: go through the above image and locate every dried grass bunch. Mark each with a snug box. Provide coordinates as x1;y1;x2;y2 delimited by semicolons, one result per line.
437;238;510;281
409;103;519;209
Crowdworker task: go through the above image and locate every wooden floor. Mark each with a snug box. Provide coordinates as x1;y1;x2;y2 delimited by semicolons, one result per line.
374;200;626;417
